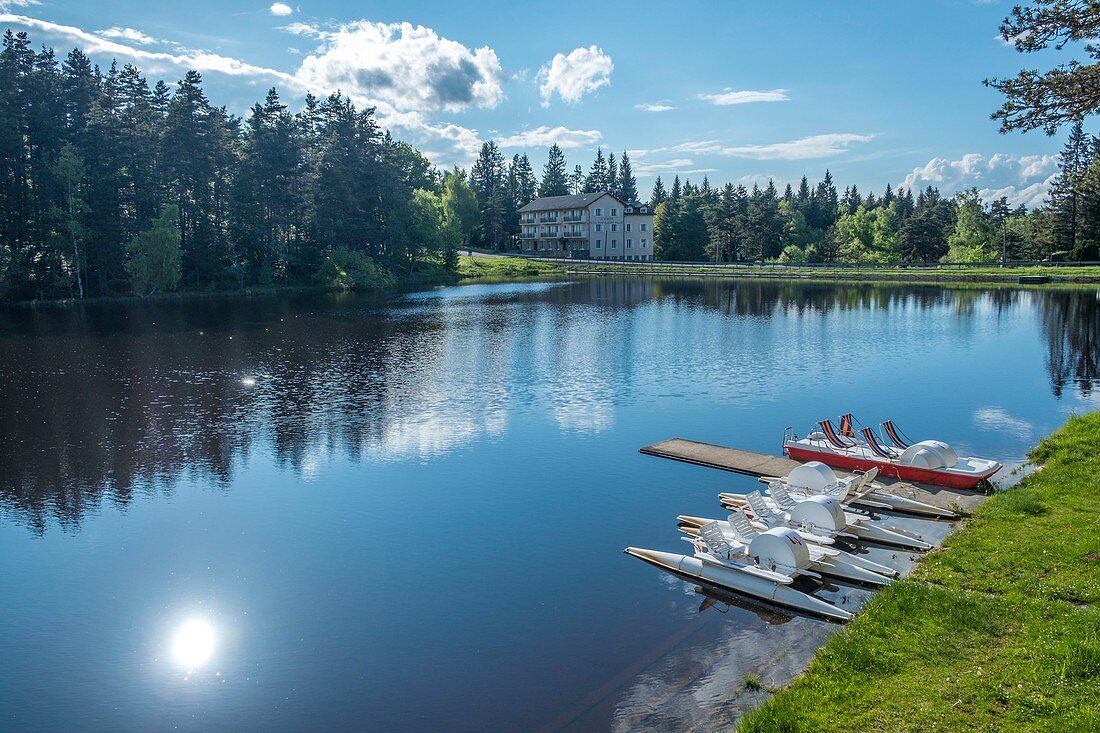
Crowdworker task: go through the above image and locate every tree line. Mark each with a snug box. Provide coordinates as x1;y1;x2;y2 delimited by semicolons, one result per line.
0;30;477;302
644;125;1099;265
460;128;1099;265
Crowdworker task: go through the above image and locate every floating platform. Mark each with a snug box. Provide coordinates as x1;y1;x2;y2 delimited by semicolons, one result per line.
1019;275;1051;284
639;437;989;513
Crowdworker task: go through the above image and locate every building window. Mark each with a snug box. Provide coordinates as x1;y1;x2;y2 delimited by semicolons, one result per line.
641;238;648;247
595;208;602;216
610;208;617;216
595;240;602;248
627;239;633;248
611;239;617;248
611;223;618;232
595;223;601;232
626;223;632;232
641;223;648;232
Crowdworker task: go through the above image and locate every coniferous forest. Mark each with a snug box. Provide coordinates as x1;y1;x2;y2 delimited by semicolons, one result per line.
3;21;1100;303
0;30;472;302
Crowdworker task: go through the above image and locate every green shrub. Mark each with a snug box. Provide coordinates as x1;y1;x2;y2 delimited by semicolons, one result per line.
126;205;182;296
316;248;397;292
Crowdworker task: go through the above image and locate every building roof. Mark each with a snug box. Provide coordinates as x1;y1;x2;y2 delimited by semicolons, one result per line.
518;192;620;213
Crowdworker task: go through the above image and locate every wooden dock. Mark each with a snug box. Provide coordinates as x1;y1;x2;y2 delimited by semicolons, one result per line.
640;438;802;479
639;437;989;512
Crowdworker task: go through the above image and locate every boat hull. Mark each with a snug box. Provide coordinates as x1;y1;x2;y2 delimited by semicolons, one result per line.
784;444;998;490
625;547;852;622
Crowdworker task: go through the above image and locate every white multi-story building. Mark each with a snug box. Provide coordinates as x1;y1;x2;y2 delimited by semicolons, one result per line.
518;192;654;261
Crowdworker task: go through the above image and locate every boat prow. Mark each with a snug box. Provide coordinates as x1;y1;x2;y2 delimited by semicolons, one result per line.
624;546;853;622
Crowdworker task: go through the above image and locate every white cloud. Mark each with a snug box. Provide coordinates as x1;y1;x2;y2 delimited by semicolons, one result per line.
901;153;1058;208
973;406;1032;439
635;102;675;112
644;134;873;160
0;0;38;9
95;26;160;45
282;21;322;37
722;133;872;159
497;125;601;149
269;2;293;16
538;45;613;106
296;21;504;113
633;158;716;177
698;88;789;105
0;13;298;82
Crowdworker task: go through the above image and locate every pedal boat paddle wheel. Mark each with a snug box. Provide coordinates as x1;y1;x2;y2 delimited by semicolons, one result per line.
781;415;1001;490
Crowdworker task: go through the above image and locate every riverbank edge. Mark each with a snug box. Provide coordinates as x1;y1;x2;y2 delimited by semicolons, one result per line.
0;257;568;308
722;412;1100;732
467;256;1100;289
558;264;1100;286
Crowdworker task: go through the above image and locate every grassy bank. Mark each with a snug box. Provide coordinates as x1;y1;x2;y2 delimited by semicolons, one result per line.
456;256;565;279
730;412;1100;732
548;260;1100;285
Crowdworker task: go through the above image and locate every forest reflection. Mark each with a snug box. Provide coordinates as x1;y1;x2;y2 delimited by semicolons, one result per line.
0;280;1096;533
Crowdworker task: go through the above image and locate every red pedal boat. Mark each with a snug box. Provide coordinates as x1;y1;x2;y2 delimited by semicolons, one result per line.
782;415;1002;490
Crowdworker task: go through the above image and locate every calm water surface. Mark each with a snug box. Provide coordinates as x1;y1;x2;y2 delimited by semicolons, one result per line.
1;279;1098;731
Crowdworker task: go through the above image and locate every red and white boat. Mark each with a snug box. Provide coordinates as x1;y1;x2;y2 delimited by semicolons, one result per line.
781;415;1002;490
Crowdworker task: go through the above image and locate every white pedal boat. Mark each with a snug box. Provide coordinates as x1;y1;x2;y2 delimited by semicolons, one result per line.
677;510;895;586
764;462;957;520
718;487;932;551
625;522;853;622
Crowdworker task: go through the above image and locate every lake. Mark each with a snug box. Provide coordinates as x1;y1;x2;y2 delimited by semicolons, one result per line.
1;279;1097;731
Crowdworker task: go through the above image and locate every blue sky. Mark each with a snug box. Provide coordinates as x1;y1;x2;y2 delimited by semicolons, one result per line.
0;0;1081;206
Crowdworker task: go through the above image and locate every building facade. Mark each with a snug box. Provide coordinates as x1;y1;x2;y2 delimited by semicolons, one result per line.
518;192;654;261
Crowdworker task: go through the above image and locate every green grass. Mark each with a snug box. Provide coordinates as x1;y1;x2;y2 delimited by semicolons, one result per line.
743;674;765;691
733;412;1100;732
553;260;1100;285
455;255;565;279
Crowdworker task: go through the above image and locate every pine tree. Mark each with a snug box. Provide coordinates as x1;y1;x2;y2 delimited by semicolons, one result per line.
814;169;839;228
882;183;895;206
232;88;305;283
1048;120;1093;257
606;152;618;197
797;176;811;205
568;165;584;195
583;147;606;193
619;152;638;202
705;182;743;262
470;140;507;249
161;70;235;287
650;176;667;207
538;144;569;197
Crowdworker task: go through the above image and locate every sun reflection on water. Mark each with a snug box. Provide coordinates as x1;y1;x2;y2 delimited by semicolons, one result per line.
172;618;215;670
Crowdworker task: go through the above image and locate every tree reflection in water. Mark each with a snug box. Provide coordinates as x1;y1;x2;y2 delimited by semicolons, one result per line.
0;281;1096;533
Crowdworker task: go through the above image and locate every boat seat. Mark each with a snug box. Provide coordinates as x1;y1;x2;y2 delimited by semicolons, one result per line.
769;484;798;510
728;511;758;542
745;491;782;521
